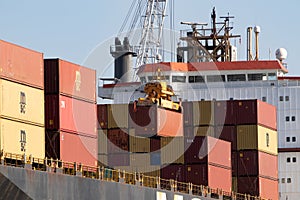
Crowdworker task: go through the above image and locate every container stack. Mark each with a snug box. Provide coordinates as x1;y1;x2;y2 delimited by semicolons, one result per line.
214;99;278;200
0;40;45;159
45;59;97;167
234;100;278;200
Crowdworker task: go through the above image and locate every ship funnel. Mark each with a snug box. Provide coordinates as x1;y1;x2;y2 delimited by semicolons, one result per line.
254;26;261;60
110;37;136;83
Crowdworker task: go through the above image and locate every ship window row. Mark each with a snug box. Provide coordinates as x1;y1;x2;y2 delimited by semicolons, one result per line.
281;178;292;183
285;116;296;122
286;137;297;142
279;96;290;102
287;157;297;163
141;72;277;83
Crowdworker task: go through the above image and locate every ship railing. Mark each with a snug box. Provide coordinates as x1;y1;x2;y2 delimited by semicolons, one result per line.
0;152;269;200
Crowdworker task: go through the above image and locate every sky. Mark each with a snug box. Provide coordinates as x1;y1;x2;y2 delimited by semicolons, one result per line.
0;0;299;85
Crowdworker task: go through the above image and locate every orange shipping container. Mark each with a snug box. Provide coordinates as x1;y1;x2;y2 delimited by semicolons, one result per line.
0;79;44;126
0;40;44;89
0;118;45;159
44;59;96;102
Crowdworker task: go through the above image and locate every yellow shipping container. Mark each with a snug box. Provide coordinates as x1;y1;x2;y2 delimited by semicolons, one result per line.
161;137;185;164
0;118;45;159
194;126;215;137
193;101;214;126
130;153;151;166
129;136;150;153
237;125;278;155
0;79;44;126
98;130;108;154
107;104;128;129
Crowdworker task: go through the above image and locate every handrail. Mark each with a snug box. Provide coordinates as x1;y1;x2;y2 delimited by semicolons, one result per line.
0;152;269;200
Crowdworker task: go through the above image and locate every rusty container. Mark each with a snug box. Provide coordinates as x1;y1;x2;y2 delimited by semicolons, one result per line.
97;104;108;129
129;104;183;137
182;101;193;127
46;130;98;167
107;129;129;154
161;137;185;164
237;176;278;200
44;58;96;102
214;100;236;125
184;136;231;168
45;94;97;137
160;164;186;183
235;100;277;131
193;101;214;126
215;125;237;151
186;164;232;192
237;150;278;179
0;40;44;89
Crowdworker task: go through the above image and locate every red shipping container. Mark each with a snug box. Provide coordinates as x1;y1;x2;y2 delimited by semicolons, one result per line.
45;95;97;137
215;126;237;151
45;130;98;167
107;153;130;167
237;150;278;179
186;164;232;192
44;59;96;102
237;176;278;200
214;100;236;125
235;100;277;131
129;104;183;137
182;101;193;127
0;40;44;89
184;136;231;168
107;129;129;154
97;104;108;129
150;137;161;152
160;164;186;183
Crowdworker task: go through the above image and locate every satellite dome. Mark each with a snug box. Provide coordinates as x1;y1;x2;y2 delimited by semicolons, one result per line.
275;48;288;61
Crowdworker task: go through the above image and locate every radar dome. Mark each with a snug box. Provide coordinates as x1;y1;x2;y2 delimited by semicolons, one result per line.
275;48;288;61
254;26;261;33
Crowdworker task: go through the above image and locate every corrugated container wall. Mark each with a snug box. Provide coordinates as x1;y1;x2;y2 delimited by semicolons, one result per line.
157;108;183;137
107;129;129;154
130;153;151;166
108;104;128;129
129;136;150;153
214;100;236;125
161;164;186;183
45;95;97;137
237;150;278;179
182;101;193;126
237;176;278;200
0;118;45;159
98;129;108;154
184;136;231;168
194;126;214;137
46;130;98;166
0;40;44;89
44;59;96;102
193;101;214;126
97;104;108;129
215;126;237;151
236;100;277;130
0;79;44;126
237;125;278;155
161;137;185;164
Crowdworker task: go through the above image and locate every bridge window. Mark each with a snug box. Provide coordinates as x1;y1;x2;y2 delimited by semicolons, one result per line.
268;73;277;80
140;77;146;83
248;73;267;81
172;76;186;83
189;76;205;83
207;75;225;82
227;74;246;82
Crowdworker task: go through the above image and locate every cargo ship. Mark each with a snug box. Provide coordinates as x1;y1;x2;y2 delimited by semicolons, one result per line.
0;2;297;200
